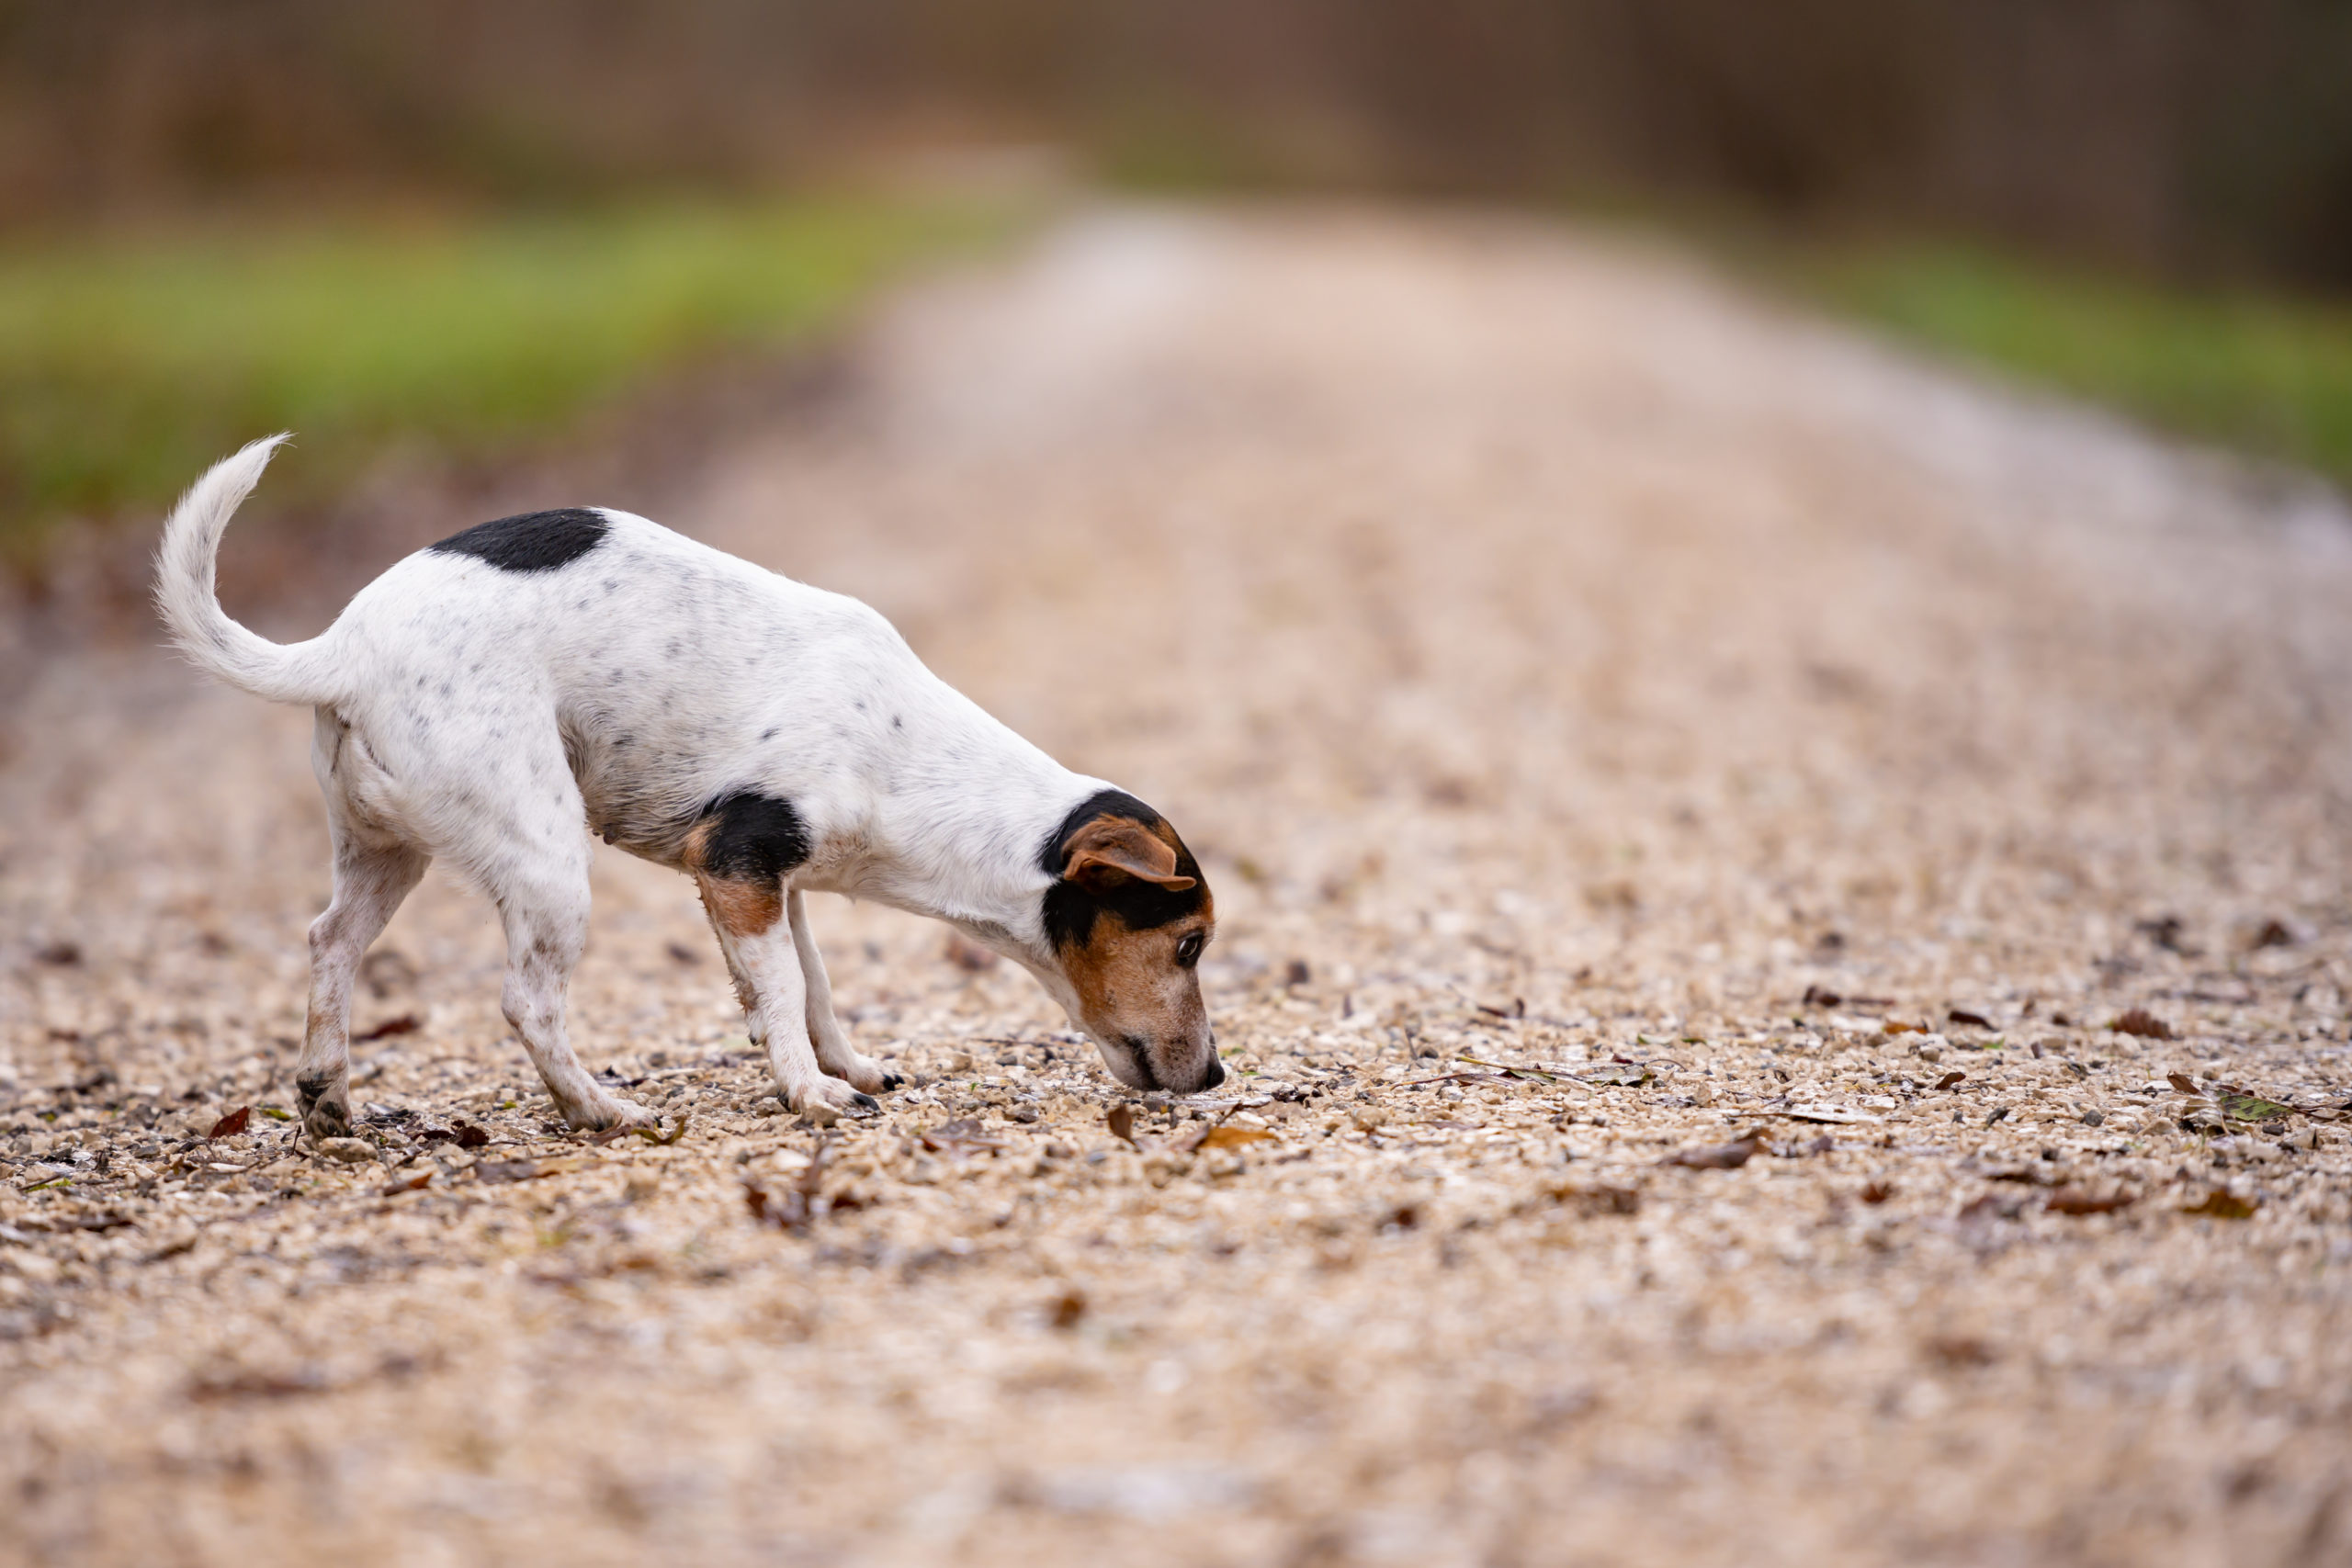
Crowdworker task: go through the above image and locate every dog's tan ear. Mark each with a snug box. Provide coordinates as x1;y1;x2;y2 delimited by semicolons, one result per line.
1065;816;1196;891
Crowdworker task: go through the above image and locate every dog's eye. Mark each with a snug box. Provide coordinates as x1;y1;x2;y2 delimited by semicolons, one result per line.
1175;932;1204;968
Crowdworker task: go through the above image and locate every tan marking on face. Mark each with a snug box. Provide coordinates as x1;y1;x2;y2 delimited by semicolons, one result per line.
684;820;782;938
1061;897;1216;1077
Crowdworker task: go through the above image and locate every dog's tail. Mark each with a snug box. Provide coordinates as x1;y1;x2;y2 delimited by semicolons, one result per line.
153;434;344;706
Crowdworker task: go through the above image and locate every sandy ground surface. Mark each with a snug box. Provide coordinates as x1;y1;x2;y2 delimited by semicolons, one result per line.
6;208;2352;1568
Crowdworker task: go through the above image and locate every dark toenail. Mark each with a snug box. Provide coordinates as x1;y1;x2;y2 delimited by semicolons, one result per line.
880;1073;905;1092
853;1092;879;1112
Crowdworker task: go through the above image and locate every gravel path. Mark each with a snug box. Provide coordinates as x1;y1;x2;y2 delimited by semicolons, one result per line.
6;208;2352;1568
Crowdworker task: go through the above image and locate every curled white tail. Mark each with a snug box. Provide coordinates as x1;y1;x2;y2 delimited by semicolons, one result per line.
153;435;342;706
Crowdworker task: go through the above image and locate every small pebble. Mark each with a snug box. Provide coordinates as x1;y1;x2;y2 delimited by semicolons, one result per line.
800;1102;842;1128
314;1137;376;1165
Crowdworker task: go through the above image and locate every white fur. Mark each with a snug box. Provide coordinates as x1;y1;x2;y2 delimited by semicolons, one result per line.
154;437;1192;1133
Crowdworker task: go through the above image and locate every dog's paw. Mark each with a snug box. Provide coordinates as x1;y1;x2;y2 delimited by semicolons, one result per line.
825;1051;901;1096
561;1092;658;1133
787;1076;881;1119
296;1073;353;1142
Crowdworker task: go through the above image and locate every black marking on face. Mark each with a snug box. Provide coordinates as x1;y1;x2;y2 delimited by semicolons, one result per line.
1038;789;1205;951
698;791;811;884
428;508;609;572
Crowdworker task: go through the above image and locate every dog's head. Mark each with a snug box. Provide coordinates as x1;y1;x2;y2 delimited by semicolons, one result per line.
1039;790;1220;1094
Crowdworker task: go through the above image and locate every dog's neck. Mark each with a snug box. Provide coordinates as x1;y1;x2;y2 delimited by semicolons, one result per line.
828;706;1100;964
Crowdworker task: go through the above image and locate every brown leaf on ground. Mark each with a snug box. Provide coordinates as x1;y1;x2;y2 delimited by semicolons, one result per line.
1936;1072;1966;1091
2113;1010;2175;1039
1948;1009;1994;1029
380;1171;432;1198
474;1157;580;1185
1198;1125;1278;1149
206;1106;250;1140
1105;1105;1137;1146
2167;1072;2199;1095
634;1114;690;1146
352;1013;422;1043
1664;1134;1761;1170
1958;1192;2027;1223
1860;1180;1896;1205
1049;1288;1088;1330
2219;1093;2293;1122
2182;1191;2258;1220
187;1368;329;1403
923;1119;1004;1156
2249;918;2297;950
1924;1335;1999;1368
2045;1187;2135;1215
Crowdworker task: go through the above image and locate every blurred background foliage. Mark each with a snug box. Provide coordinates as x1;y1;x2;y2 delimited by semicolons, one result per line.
0;199;1004;564
4;0;2351;558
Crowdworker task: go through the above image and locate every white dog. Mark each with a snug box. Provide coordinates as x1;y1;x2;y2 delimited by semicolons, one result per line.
155;436;1220;1138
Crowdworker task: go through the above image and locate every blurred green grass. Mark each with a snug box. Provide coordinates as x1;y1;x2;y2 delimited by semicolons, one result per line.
1798;244;2352;490
0;197;1010;562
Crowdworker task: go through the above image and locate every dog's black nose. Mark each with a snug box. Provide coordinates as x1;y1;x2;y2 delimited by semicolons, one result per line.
1200;1056;1226;1089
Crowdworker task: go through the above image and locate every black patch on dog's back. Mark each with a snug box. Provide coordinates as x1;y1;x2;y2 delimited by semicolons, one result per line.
1040;788;1204;950
699;791;810;884
429;508;608;572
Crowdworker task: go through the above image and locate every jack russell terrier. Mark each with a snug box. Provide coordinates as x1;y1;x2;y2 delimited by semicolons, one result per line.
155;436;1220;1139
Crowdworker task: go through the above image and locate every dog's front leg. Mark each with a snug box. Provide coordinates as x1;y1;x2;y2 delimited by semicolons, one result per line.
705;897;877;1118
786;889;902;1096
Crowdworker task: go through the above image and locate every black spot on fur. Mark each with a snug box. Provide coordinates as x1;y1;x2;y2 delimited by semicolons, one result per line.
1040;789;1204;950
699;791;810;884
429;508;608;572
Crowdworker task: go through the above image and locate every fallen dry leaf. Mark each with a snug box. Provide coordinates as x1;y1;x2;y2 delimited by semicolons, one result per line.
352;1013;422;1043
1105;1105;1137;1146
1936;1072;1967;1091
2167;1072;2199;1095
2113;1010;2175;1040
380;1171;433;1198
2045;1187;2135;1216
1948;1008;1994;1029
1197;1125;1278;1149
474;1157;581;1185
2218;1093;2293;1122
922;1118;1004;1156
2181;1190;2258;1220
206;1106;251;1140
1664;1134;1761;1170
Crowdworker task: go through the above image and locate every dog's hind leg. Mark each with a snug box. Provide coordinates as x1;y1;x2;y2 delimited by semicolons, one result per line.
481;834;657;1134
297;829;428;1142
786;889;901;1096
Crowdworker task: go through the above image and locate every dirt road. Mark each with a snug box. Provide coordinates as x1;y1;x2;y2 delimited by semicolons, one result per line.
6;208;2351;1567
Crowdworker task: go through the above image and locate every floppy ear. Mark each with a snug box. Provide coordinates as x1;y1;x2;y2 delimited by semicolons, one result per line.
1064;816;1197;892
